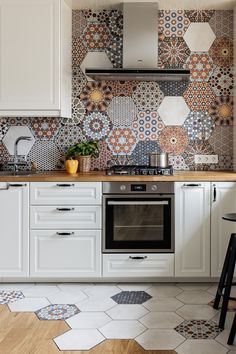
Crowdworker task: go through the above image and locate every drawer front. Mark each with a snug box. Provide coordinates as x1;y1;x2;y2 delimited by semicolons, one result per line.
103;254;174;277
30;230;101;277
30;206;101;229
30;182;102;205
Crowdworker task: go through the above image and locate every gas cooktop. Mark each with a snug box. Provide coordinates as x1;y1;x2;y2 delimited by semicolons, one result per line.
106;165;173;176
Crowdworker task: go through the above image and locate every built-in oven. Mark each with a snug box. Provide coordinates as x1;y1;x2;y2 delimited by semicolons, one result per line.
103;182;174;253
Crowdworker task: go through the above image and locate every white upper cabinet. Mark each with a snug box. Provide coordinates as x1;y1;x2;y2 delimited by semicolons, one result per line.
0;0;71;116
175;182;211;277
211;182;236;277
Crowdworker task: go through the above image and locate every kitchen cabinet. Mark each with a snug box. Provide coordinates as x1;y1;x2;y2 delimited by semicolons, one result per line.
211;182;236;276
0;0;71;117
0;183;29;277
175;182;211;277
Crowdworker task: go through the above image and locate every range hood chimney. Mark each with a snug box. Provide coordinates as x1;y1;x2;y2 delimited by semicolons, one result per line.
85;2;190;82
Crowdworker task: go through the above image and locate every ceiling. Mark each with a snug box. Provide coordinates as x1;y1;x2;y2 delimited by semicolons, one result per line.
67;0;236;10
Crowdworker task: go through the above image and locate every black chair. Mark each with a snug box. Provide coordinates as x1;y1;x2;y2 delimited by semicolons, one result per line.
213;213;236;344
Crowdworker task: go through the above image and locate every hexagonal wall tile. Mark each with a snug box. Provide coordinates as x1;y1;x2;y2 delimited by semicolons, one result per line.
107;97;138;126
3;126;35;156
184;23;216;52
54;329;105;351
80;52;113;80
158;97;190;126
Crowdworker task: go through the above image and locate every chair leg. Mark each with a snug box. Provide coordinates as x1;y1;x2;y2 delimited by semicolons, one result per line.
228;312;236;345
219;238;236;330
214;235;233;310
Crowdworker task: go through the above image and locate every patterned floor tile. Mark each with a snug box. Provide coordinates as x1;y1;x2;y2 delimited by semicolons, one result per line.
54;329;105;351
159;38;190;68
158;81;189;96
209;96;233;125
158;10;190;39
36;304;79;320
209;37;233;67
0;290;24;304
107;127;137;155
28;141;61;171
91;141;112;171
80;81;112;112
159;126;189;155
183;82;215;111
82;111;112;140
107;97;138;126
185;53;214;82
183;111;215;141
30;117;61;140
111;291;152;304
184;10;215;22
131;141;161;165
209;66;234;96
209;10;233;38
132;110;164;141
175;320;221;339
209;126;233;155
132;82;164;111
82;22;111;51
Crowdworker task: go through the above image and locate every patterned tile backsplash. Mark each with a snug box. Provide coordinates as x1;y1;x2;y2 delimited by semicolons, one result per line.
0;9;234;171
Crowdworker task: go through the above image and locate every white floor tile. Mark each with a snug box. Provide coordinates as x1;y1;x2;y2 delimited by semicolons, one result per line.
117;283;152;291
146;284;183;298
54;329;105;350
176;339;228;354
106;304;149;320
136;329;185;350
0;283;35;291
176;304;218;320
176;290;214;305
212;311;235;329
100;320;146;339
67;312;111;329
76;297;117;312
57;283;94;292
48;290;87;304
143;297;184;312
8;297;50;312
140;312;183;329
177;283;212;291
23;285;60;298
215;329;236;350
84;284;120;298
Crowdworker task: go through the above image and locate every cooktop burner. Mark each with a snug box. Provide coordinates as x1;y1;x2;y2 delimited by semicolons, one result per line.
106;165;173;176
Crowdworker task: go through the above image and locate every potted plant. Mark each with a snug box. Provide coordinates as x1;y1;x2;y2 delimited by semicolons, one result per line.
66;140;99;173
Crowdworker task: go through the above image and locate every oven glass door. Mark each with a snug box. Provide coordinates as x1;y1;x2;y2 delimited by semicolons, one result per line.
104;196;174;252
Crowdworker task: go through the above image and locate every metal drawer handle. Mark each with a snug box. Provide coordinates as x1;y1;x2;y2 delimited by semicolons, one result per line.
56;184;75;187
182;183;201;188
56;208;75;212
56;232;75;236
9;183;27;187
129;256;147;260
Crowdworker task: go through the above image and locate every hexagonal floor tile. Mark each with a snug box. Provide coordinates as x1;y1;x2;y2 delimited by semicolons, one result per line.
146;284;182;298
77;297;117;312
36;304;79;320
140;312;183;329
176;339;228;354
176;305;218;320
80;52;113;80
84;284;120;298
48;290;87;305
212;311;235;330
175;320;221;339
136;329;185;350
99;320;146;339
111;291;152;304
23;285;60;298
215;328;236;350
0;283;35;291
106;304;149;320
54;329;105;350
2;126;35;155
176;291;214;305
158;97;190;126
67;311;111;329
117;283;152;292
8;297;50;312
57;283;94;292
0;290;24;304
177;283;212;291
184;23;216;51
143;297;184;312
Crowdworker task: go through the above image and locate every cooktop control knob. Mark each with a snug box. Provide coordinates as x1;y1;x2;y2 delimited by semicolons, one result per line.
120;184;126;191
151;184;158;191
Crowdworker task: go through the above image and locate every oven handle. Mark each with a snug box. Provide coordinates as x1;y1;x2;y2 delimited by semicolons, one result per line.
107;201;169;206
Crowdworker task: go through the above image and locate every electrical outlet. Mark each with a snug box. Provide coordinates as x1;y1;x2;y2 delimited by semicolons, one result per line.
194;155;219;164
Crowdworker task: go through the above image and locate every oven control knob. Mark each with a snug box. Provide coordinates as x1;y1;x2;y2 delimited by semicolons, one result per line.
120;184;126;191
151;185;158;191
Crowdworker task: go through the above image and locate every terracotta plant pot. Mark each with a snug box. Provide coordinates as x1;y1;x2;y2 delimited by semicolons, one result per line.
78;155;91;173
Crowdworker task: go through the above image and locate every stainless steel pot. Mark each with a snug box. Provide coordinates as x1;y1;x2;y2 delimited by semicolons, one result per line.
149;152;169;168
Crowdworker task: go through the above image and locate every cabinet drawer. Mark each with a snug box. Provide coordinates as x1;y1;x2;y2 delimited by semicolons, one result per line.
30;230;101;277
30;206;101;229
103;254;174;277
30;182;102;205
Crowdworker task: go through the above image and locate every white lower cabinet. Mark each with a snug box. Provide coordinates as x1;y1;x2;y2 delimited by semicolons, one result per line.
103;254;174;277
211;182;236;276
0;183;29;277
30;230;101;277
175;182;211;277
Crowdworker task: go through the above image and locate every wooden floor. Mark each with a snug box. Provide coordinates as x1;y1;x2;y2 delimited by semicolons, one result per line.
0;305;176;354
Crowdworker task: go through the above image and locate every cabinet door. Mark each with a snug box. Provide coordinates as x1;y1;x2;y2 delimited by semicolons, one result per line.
0;0;60;110
30;230;101;277
0;183;29;276
175;182;211;277
211;182;236;276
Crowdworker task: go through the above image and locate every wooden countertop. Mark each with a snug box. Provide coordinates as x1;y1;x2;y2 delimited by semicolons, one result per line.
0;170;236;182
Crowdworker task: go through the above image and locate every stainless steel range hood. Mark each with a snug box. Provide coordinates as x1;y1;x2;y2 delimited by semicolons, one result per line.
85;2;190;82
